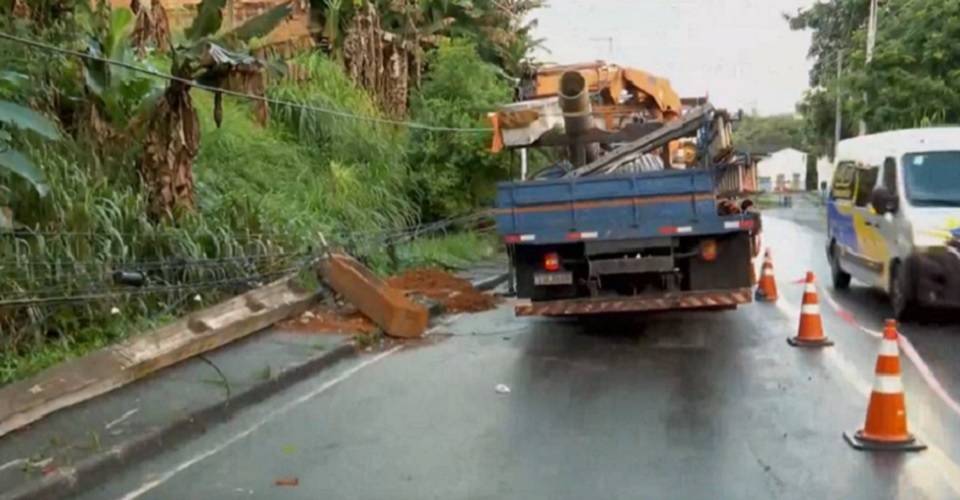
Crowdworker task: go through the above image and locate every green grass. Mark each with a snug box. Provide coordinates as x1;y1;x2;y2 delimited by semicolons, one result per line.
0;51;501;386
396;231;500;271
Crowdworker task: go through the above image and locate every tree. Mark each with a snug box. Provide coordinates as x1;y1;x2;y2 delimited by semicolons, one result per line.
805;152;818;191
138;0;291;219
313;0;545;115
789;0;960;154
81;6;164;148
408;40;511;220
733;114;806;154
0;100;61;196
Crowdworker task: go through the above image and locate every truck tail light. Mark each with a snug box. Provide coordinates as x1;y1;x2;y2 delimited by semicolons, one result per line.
700;239;718;261
543;252;561;272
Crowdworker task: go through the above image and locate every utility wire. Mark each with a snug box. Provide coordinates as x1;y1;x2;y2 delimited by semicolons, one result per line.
0;31;493;134
0;210;490;307
0;267;299;308
0;250;308;271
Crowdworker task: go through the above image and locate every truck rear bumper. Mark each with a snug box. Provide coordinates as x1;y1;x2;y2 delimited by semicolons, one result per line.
515;288;753;316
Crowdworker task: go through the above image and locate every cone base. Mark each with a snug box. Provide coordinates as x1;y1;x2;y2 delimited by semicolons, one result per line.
787;336;834;348
755;289;778;303
843;431;926;452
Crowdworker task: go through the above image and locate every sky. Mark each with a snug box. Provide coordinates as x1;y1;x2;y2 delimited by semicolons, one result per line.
531;0;818;116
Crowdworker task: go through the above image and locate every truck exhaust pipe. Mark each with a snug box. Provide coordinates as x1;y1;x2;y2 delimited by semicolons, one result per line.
559;71;597;166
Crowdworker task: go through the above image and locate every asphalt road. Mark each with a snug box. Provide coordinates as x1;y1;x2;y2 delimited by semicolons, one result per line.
75;207;960;500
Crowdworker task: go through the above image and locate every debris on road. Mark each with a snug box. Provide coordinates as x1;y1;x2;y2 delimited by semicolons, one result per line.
495;384;511;394
319;253;429;338
274;476;299;487
281;307;379;335
387;268;500;313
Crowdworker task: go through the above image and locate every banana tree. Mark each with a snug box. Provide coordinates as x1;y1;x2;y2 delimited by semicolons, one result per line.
139;0;292;220
82;6;164;145
0;99;61;197
130;0;171;56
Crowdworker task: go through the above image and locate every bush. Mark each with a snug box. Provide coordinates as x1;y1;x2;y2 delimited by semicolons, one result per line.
408;40;513;220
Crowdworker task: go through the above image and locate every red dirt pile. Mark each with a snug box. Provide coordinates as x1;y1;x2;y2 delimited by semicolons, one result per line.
280;307;378;335
386;268;499;313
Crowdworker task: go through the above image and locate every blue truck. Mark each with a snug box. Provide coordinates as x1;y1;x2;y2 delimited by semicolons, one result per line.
494;168;759;316
489;65;760;316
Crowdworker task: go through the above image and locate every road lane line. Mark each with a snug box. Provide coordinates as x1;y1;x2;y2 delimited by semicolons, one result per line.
774;299;960;497
117;346;403;500
821;291;960;419
104;408;140;430
0;458;26;473
898;335;960;417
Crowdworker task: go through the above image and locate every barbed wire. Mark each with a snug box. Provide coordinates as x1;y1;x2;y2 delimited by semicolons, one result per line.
0;31;493;134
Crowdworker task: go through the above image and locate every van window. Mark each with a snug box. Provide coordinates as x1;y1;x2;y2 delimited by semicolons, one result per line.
830;162;855;200
902;152;960;207
854;166;879;207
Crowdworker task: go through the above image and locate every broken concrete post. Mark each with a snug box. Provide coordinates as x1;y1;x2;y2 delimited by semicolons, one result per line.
318;253;428;338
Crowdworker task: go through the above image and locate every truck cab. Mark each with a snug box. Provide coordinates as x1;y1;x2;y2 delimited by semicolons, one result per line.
827;128;960;318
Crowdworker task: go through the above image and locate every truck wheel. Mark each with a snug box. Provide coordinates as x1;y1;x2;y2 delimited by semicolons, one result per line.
890;261;916;321
829;242;851;290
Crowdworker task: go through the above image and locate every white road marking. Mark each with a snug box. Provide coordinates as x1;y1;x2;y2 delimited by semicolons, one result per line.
426;313;462;335
0;458;26;473
105;408;140;430
776;299;960;497
117;346;402;500
820;289;960;419
820;291;840;311
898;335;960;418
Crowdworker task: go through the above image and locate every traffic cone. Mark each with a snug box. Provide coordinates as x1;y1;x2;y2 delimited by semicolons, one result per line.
844;320;926;451
788;272;833;347
755;249;778;302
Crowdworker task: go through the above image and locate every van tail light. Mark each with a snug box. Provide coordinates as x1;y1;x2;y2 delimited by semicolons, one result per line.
700;240;718;262
543;252;561;272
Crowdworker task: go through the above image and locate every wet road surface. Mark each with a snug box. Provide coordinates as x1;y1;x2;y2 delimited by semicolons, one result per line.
75;211;960;500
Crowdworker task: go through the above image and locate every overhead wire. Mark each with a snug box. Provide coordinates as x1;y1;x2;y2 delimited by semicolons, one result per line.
0;31;493;134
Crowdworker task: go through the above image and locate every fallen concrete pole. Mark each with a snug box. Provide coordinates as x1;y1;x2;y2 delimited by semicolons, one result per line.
318;253;429;339
0;277;316;439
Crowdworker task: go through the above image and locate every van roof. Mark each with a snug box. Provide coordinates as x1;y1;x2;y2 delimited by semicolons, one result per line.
837;127;960;163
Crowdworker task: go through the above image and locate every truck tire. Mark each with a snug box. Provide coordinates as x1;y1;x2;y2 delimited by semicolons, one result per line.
890;261;916;321
829;242;851;290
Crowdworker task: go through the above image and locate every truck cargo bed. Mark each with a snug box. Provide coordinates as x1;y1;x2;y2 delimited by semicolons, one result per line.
493;168;755;244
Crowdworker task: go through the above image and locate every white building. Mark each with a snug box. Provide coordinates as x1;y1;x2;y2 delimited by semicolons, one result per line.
756;148;834;192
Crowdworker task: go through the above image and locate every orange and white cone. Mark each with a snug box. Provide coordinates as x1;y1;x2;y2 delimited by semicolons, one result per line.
788;272;833;347
844;320;926;451
755;249;778;302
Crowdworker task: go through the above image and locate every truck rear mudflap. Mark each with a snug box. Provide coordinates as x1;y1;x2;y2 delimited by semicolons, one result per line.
515;288;753;316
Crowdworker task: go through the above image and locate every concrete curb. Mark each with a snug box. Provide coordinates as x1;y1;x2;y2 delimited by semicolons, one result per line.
472;272;509;292
4;271;507;500
4;343;356;500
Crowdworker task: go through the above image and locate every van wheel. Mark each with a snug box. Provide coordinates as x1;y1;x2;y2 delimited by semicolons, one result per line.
829;242;851;290
890;261;916;321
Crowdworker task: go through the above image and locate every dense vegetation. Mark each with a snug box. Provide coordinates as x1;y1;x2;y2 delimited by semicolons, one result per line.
789;0;960;156
732;114;806;154
0;0;539;382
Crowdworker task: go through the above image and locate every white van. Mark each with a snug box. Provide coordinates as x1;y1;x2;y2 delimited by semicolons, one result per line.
826;128;960;319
